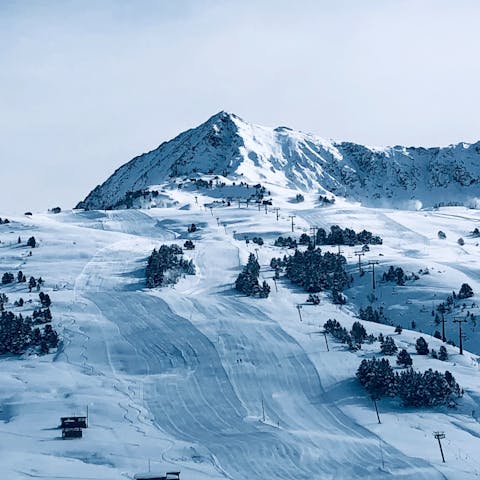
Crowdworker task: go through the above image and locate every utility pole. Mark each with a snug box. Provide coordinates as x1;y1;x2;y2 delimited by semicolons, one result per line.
288;215;296;233
373;398;381;424
296;304;303;322
273;277;278;292
433;432;446;463
379;438;385;469
453;316;467;355
441;311;446;343
368;260;380;290
354;250;365;274
321;330;329;351
274;207;280;221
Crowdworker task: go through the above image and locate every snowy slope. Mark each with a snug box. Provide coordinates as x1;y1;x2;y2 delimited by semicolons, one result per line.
2;189;480;479
77;111;480;210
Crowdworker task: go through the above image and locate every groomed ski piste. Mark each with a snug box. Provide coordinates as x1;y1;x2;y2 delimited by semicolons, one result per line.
1;184;480;480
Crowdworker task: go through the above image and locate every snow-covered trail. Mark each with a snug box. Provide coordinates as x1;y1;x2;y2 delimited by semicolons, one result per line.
67;209;445;479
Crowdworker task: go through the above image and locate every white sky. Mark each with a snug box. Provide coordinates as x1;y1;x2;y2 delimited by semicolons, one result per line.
1;0;480;213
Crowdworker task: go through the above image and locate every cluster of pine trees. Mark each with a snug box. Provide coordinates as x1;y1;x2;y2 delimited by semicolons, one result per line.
271;248;352;293
274;236;297;248
315;225;382;246
358;305;389;324
382;266;418;286
32;307;52;324
323;316;461;408
0;298;59;355
357;358;461;407
251;237;264;246
1;271;44;292
0;217;10;224
146;244;195;288
235;254;270;298
323;319;375;350
318;195;335;205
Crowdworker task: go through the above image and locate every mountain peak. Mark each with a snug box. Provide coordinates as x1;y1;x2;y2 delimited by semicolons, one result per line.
76;112;480;210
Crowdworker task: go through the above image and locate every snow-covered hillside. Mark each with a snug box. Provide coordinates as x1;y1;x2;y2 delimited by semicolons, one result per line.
77;111;480;210
2;184;480;479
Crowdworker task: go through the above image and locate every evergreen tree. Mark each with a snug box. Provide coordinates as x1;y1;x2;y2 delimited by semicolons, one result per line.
359;305;388;324
183;240;195;250
356;358;396;400
396;368;460;407
438;345;448;361
397;349;413;367
332;289;347;305
27;236;36;248
350;321;367;344
2;272;14;285
146;244;195;288
323;319;351;343
458;283;474;299
299;233;311;246
415;337;429;355
28;276;37;292
380;336;398;355
258;281;271;298
235;254;269;298
272;248;351;293
306;294;320;305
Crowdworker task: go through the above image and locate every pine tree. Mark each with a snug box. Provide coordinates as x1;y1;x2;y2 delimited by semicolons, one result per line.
396;369;460;407
438;345;448;361
380;336;398;355
27;236;36;248
397;349;413;367
458;283;474;299
356;358;395;400
235;254;269;298
415;337;429;355
1;272;14;285
350;321;367;344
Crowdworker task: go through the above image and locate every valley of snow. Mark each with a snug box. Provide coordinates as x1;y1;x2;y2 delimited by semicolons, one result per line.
1;183;480;479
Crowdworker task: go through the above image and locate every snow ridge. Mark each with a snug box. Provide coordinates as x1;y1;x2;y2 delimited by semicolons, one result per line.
77;112;480;210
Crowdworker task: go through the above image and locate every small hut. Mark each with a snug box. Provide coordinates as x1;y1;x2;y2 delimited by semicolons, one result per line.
134;471;180;480
62;427;82;439
60;416;88;429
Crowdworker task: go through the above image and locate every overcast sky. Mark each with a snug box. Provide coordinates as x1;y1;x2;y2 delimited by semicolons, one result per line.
1;0;480;213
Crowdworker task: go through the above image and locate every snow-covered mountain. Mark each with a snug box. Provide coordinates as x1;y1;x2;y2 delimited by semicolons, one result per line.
77;111;480;210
